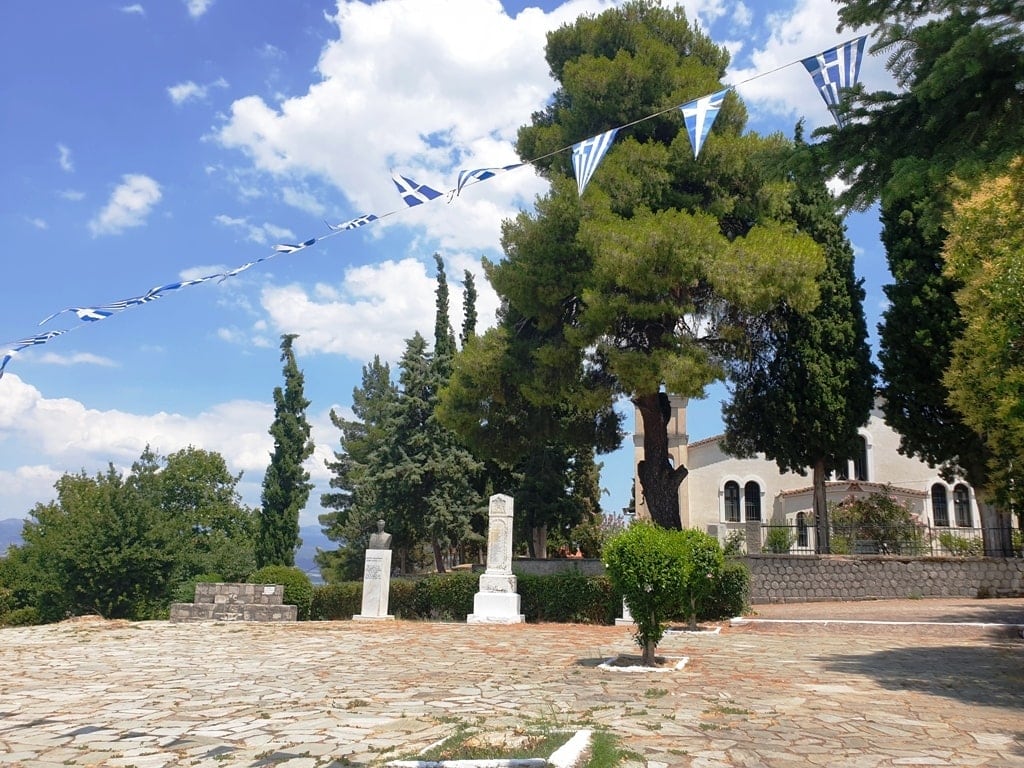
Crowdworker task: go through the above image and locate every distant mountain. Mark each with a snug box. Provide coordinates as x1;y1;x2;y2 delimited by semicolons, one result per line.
297;524;333;584
0;518;24;554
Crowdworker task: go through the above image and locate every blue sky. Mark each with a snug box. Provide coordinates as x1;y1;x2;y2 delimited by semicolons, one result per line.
0;0;894;528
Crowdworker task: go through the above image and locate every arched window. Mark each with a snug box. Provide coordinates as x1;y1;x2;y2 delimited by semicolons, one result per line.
724;481;740;522
953;484;972;527
744;481;762;522
931;484;949;527
796;511;809;548
852;435;869;481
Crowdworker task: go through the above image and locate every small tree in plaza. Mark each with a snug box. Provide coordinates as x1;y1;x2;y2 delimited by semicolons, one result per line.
603;523;724;665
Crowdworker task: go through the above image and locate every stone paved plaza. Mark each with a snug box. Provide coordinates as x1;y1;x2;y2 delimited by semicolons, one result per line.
1;599;1022;767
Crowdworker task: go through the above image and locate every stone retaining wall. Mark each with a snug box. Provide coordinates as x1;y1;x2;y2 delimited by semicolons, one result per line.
170;582;297;622
744;554;1024;603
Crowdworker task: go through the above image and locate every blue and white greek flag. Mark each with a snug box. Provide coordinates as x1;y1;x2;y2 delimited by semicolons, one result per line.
571;128;619;195
327;214;379;231
455;164;523;196
0;330;68;379
273;237;318;254
392;174;443;207
801;37;866;126
680;89;728;158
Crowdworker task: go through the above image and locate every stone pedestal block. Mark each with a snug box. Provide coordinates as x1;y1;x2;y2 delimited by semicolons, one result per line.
354;549;394;620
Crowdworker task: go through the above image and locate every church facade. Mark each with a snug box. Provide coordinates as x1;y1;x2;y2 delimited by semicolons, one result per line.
632;396;981;552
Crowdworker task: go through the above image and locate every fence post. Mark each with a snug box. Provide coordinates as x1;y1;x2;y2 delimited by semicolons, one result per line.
745;520;763;554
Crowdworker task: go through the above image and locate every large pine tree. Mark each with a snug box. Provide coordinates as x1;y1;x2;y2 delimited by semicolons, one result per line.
722;130;876;552
257;334;314;568
485;0;823;528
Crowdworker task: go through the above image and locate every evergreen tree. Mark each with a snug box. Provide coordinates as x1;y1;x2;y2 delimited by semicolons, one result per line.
819;0;1023;553
460;269;478;348
486;1;823;528
722;129;876;552
943;158;1024;537
318;357;401;581
257;334;314;568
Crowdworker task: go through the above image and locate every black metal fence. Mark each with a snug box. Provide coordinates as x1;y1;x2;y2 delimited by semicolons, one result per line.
756;523;1023;558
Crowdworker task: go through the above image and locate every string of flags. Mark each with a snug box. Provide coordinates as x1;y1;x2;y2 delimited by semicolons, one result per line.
1;37;866;380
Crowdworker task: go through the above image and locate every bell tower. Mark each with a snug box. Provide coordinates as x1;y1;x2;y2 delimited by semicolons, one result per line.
632;394;689;526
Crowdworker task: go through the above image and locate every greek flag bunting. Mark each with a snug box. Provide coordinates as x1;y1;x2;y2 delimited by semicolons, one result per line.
0;330;68;379
801;37;866;126
327;214;379;231
680;89;729;158
392;174;443;206
571;128;619;195
273;237;318;254
455;164;523;196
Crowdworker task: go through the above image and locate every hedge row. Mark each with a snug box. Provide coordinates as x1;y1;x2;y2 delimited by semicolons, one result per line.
308;563;749;624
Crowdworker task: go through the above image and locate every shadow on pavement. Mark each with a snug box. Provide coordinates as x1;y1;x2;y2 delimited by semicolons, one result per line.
819;642;1024;710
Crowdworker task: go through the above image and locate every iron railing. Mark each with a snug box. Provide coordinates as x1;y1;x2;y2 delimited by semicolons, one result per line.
753;523;1023;558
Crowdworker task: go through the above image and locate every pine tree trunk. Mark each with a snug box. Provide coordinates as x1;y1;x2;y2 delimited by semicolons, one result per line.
635;392;687;530
813;458;831;554
432;539;446;573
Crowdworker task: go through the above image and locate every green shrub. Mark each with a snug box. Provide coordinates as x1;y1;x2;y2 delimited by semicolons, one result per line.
762;527;795;554
831;488;926;554
247;566;313;620
171;573;223;604
388;578;418;619
1;606;41;626
413;572;479;620
309;582;361;620
937;532;984;557
674;529;725;628
516;569;618;624
697;559;750;620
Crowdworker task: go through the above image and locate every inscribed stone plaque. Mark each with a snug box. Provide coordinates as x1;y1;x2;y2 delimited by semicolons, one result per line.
355;549;394;620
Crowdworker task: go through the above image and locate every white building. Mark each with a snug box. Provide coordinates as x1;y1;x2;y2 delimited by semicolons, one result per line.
632;396;980;550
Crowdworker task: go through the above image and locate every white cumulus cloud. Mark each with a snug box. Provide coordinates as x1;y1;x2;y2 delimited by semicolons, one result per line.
89;174;162;236
185;0;213;19
167;77;227;105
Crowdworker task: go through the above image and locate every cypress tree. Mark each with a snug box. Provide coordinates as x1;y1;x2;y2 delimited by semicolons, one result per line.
723;129;876;552
257;334;314;568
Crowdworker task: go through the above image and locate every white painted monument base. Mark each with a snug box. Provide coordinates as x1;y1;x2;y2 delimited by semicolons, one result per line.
467;590;524;624
468;494;525;624
615;598;635;626
354;548;394;621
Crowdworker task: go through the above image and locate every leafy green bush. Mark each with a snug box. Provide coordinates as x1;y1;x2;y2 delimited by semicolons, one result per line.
247;566;313;620
762;527;795;554
697;559;750;620
388;578;418;619
937;532;984;557
170;573;223;604
1;606;41;626
516;569;618;624
674;529;725;628
831;488;926;554
413;572;479;620
309;582;362;620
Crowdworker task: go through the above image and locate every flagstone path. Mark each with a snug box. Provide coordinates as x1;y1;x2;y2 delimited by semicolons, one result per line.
1;598;1022;767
